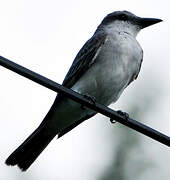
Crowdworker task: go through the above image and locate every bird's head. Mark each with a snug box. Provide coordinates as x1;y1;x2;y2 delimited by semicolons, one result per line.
98;11;162;37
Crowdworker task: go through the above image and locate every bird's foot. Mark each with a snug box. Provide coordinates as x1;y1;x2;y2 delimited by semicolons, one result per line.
81;94;96;110
117;110;129;120
110;110;129;123
83;94;96;104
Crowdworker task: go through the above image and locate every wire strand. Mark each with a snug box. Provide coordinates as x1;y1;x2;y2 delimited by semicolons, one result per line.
0;55;170;147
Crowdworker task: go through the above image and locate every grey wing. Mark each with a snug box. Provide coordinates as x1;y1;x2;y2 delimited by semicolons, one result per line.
62;31;107;88
38;33;107;136
56;32;107;137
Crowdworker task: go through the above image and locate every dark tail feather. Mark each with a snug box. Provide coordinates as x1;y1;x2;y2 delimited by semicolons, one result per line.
5;124;56;171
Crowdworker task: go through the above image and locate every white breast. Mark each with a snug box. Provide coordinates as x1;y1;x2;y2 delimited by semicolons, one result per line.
72;31;143;106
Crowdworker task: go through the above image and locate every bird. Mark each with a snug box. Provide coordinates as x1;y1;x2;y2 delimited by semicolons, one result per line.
5;10;162;171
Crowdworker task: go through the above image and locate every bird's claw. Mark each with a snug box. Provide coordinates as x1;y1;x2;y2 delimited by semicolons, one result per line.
81;94;96;110
83;94;96;104
117;110;129;120
110;110;129;123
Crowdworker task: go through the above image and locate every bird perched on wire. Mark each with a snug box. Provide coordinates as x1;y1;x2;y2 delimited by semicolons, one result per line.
5;10;162;171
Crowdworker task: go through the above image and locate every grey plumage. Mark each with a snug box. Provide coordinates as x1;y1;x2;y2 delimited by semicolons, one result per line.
5;11;162;171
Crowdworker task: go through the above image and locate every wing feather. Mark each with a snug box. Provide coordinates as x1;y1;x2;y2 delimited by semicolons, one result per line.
62;32;107;88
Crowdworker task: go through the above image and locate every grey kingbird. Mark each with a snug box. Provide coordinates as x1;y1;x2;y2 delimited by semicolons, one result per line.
5;11;162;171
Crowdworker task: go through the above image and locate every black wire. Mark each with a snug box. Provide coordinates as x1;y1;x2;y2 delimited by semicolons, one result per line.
0;55;170;147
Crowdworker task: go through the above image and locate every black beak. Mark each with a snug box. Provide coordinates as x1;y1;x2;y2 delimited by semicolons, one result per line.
139;17;163;29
